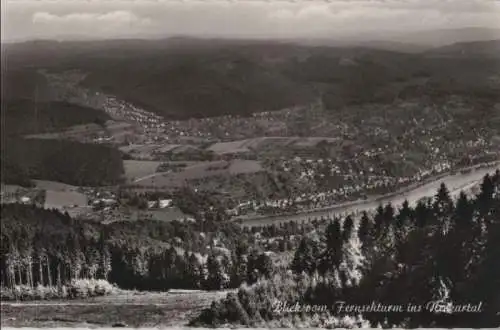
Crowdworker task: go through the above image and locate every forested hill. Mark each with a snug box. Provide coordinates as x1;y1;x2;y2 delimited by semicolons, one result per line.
5;39;499;120
1;138;124;187
191;172;500;328
0;203;274;296
1;70;123;187
2;99;110;137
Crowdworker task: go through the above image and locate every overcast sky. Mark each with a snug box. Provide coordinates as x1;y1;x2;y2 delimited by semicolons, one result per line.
2;0;500;42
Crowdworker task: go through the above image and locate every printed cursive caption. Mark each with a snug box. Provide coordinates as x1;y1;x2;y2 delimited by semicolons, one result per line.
272;300;484;315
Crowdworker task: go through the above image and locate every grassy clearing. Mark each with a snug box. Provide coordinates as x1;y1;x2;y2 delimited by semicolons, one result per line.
207;140;252;155
207;137;337;155
1;290;231;328
123;160;163;181
133;160;263;188
44;190;88;209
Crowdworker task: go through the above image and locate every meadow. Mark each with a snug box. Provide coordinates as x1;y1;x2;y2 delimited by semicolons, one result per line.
1;290;232;328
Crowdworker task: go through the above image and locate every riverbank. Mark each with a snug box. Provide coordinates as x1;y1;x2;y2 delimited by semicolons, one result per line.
235;161;500;226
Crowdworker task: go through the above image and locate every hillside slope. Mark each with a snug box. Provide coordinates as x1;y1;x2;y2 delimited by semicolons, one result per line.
1;138;125;187
2;99;110;137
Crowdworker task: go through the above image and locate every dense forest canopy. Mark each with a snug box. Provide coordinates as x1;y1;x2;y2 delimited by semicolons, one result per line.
4;39;499;120
1;138;124;187
2;99;110;137
191;172;500;328
1;68;123;187
0;203;274;296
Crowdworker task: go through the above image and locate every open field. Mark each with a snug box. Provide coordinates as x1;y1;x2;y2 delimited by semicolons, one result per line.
25;120;138;145
123;160;163;181
206;136;340;155
120;144;206;159
1;290;232;328
155;144;183;153
119;144;164;158
24;123;104;139
132;160;263;188
44;190;88;210
126;208;190;223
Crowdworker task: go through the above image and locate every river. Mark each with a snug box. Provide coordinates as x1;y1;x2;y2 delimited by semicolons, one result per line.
237;163;499;226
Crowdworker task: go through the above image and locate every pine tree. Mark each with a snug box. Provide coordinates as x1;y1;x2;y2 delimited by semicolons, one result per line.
231;250;248;287
339;223;365;288
206;254;227;290
415;200;429;228
320;218;343;274
186;253;203;289
469;219;500;327
326;218;342;252
33;232;46;286
246;251;260;284
291;238;311;274
383;203;395;228
373;205;385;238
437;192;471;292
5;244;17;288
433;183;454;234
454;192;473;229
164;247;178;280
256;253;273;278
397;200;412;230
11;244;22;285
477;174;495;225
395;199;413;245
358;211;372;248
99;241;112;281
342;215;354;243
18;228;34;288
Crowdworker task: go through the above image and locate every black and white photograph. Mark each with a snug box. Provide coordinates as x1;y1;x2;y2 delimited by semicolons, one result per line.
1;0;499;328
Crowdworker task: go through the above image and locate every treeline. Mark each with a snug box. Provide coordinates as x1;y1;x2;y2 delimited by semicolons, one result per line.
1;137;124;187
0;205;112;292
191;171;500;328
0;204;274;299
107;242;273;292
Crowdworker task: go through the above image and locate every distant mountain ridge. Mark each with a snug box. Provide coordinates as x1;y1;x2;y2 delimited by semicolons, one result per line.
5;27;500;53
390;27;500;47
301;27;500;53
425;39;500;58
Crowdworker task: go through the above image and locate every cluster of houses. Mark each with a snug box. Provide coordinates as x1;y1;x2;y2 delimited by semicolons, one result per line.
101;95;164;130
225;155;458;217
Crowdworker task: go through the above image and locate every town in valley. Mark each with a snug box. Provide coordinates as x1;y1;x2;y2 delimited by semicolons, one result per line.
1;1;500;328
